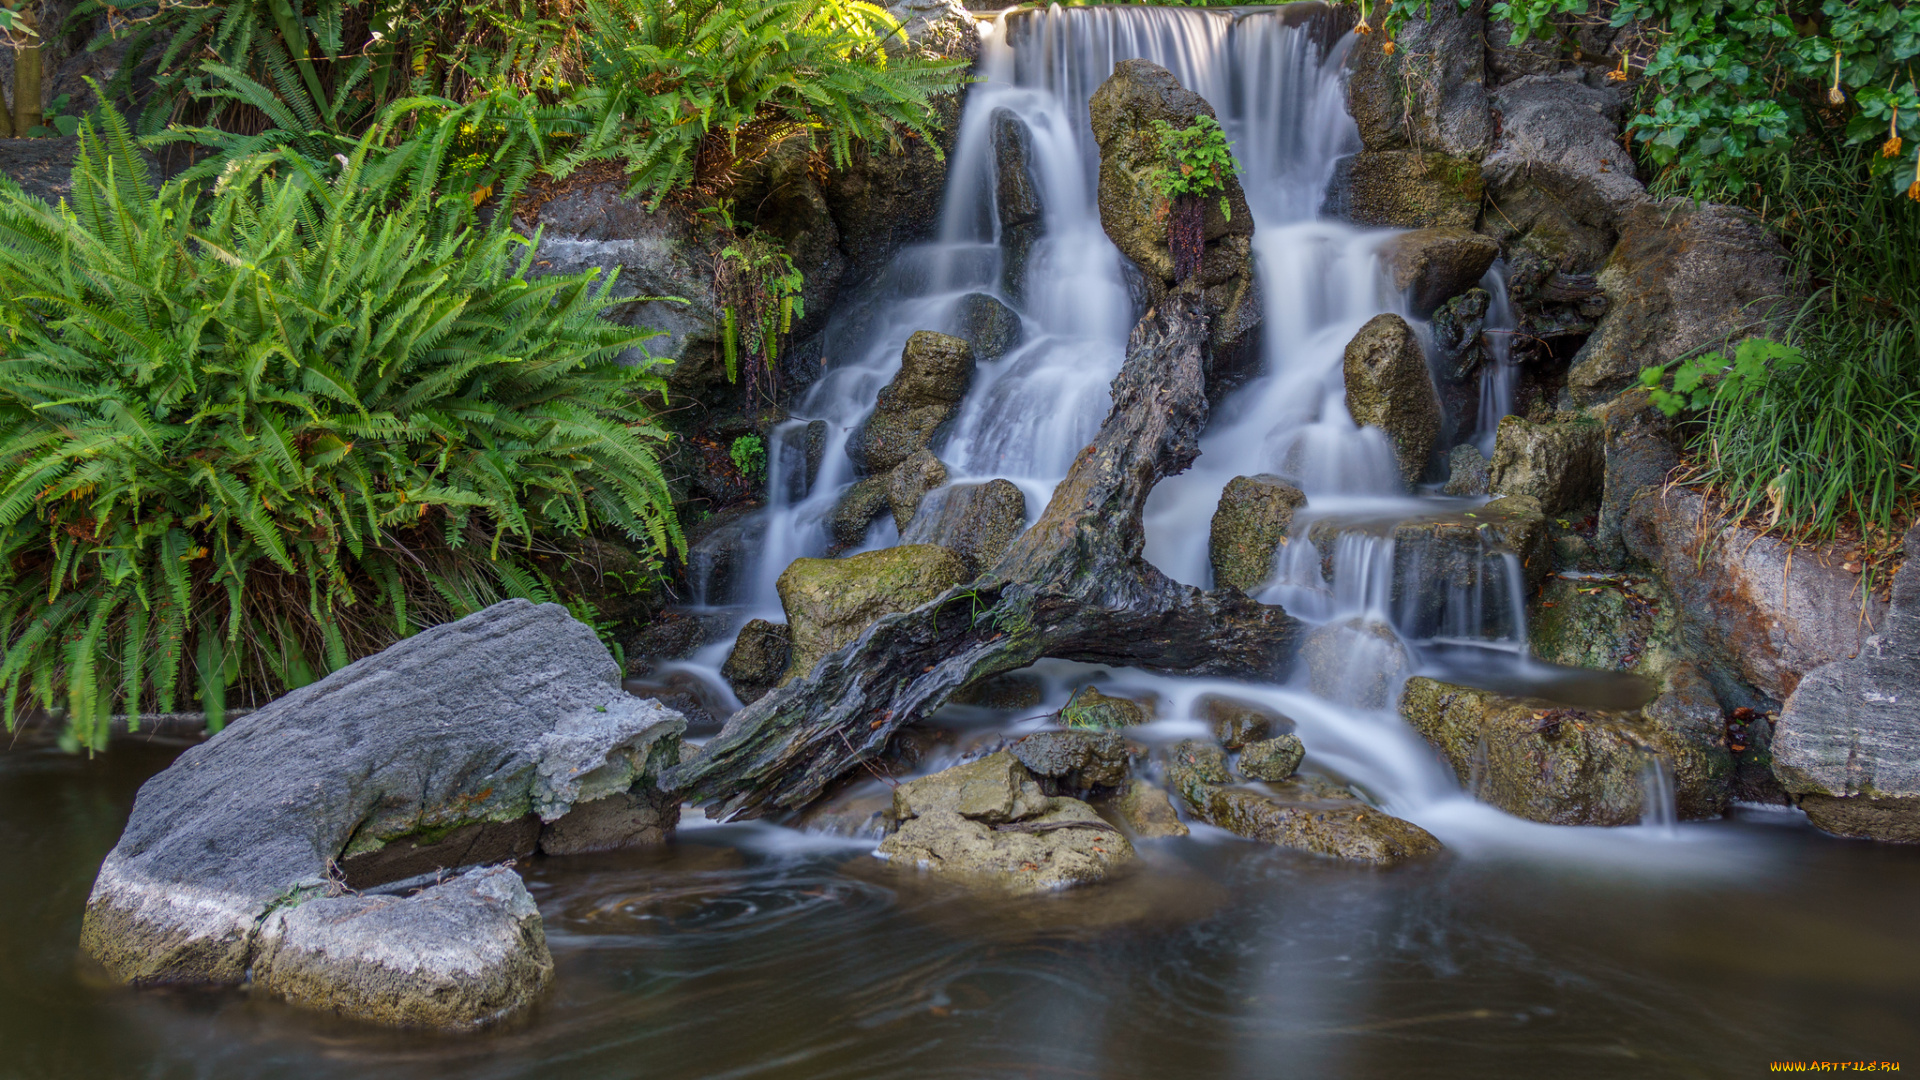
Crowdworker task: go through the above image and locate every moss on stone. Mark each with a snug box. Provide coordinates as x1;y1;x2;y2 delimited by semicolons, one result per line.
1208;474;1306;593
776;544;970;683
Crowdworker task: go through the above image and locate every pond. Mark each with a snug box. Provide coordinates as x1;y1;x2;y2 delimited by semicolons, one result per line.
5;736;1917;1079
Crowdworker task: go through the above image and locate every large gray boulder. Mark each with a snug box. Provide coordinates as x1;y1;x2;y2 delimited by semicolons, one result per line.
1343;313;1441;483
1479;74;1647;273
848;331;977;474
1624;489;1888;708
79;600;684;1026
1567;199;1790;404
252;865;553;1030
1773;525;1920;841
1343;0;1493;160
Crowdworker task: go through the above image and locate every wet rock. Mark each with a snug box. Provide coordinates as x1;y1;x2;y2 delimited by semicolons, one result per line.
1208;474;1307;594
1590;388;1681;562
1167;741;1440;865
1381;228;1500;317
1342;313;1440;484
1089;59;1260;370
1445;443;1491;496
252;866;553;1030
1479;75;1645;273
1010;731;1133;791
1198;694;1291;750
950;291;1023;363
625;607;736;668
900;478;1029;577
992;107;1045;303
794;782;895;839
886;449;950;530
1405;672;1735;822
879;752;1136;893
1773;525;1920;842
1324;150;1484;229
1060;687;1150;730
1343;0;1492;159
721;619;792;705
1567;199;1790;405
1623;489;1887;707
848;331;977;474
776;544;971;682
79;601;684;1012
1488;414;1604;516
1102;779;1190;838
1430;288;1491;448
685;504;768;606
826;475;892;549
1238;735;1305;782
1639;661;1737;820
1300;618;1409;710
1529;573;1678;676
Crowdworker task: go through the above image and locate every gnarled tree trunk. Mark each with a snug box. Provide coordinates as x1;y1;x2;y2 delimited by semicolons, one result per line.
665;295;1300;819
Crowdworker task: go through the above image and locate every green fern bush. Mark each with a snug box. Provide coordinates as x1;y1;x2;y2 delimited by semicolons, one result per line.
0;115;682;751
569;0;972;205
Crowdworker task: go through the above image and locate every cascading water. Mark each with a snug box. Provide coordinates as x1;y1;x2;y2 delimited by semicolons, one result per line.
683;2;1691;855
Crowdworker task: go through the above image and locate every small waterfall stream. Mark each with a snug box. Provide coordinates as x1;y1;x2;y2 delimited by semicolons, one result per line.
683;2;1692;856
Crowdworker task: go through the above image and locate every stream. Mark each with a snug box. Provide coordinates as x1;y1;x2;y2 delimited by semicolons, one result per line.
5;4;1919;1076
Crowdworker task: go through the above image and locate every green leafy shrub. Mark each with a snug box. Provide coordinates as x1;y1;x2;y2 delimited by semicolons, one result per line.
566;0;972;206
711;213;805;386
1150;114;1239;221
0;115;682;751
729;435;767;479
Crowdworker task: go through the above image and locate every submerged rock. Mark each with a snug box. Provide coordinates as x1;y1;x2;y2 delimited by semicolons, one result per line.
721;619;792;705
1060;687;1150;730
1198;694;1291;750
1479;74;1646;273
1238;735;1306;782
79;601;683;1026
1399;676;1727;825
1566;199;1790;405
848;331;977;475
1772;525;1920;842
878;752;1136;892
1209;474;1307;594
900;478;1029;577
1381;227;1500;317
1343;313;1441;484
1301;618;1410;711
253;866;553;1030
1102;779;1190;839
1488;413;1604;517
1166;741;1440;865
776;544;971;683
1324;150;1484;229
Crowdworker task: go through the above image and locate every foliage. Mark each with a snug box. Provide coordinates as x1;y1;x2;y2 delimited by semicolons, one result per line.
1149;114;1238;221
0;113;681;751
729;434;767;479
565;0;971;206
711;212;805;387
1382;0;1920;199
1637;145;1920;540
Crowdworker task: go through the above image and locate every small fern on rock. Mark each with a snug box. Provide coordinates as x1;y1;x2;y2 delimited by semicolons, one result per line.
0;111;682;750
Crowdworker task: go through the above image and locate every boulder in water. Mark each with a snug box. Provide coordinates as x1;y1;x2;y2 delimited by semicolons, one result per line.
848;331;977;474
991;108;1045;303
776;544;971;683
252;865;553;1029
1445;443;1491;496
1166;742;1440;864
1209;474;1306;594
1772;525;1920;842
1381;227;1500;317
826;475;891;550
1060;687;1150;730
1488;413;1604;516
900;478;1028;578
1479;74;1647;274
1010;731;1134;792
951;291;1024;363
1197;693;1290;750
1342;313;1441;484
886;448;950;530
721;619;792;705
1238;735;1305;782
878;752;1137;893
78;601;684;1026
1324;150;1484;229
1567;199;1790;405
1300;618;1410;710
1102;779;1190;839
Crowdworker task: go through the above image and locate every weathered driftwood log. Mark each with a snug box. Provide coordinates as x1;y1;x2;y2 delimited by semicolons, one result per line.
665;296;1300;819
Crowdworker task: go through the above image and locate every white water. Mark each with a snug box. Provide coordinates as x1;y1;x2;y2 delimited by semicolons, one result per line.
680;3;1703;860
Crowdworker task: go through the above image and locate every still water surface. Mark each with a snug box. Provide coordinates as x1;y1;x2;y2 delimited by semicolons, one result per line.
5;739;1918;1080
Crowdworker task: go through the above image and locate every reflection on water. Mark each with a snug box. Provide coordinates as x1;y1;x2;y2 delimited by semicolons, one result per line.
5;742;1920;1079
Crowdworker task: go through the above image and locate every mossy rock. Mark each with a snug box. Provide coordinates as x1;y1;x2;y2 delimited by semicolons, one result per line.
1488;414;1604;516
1343;313;1440;483
776;544;970;683
1238;734;1305;782
1059;687;1151;730
1325;150;1484;229
1196;693;1291;750
1208;474;1307;594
